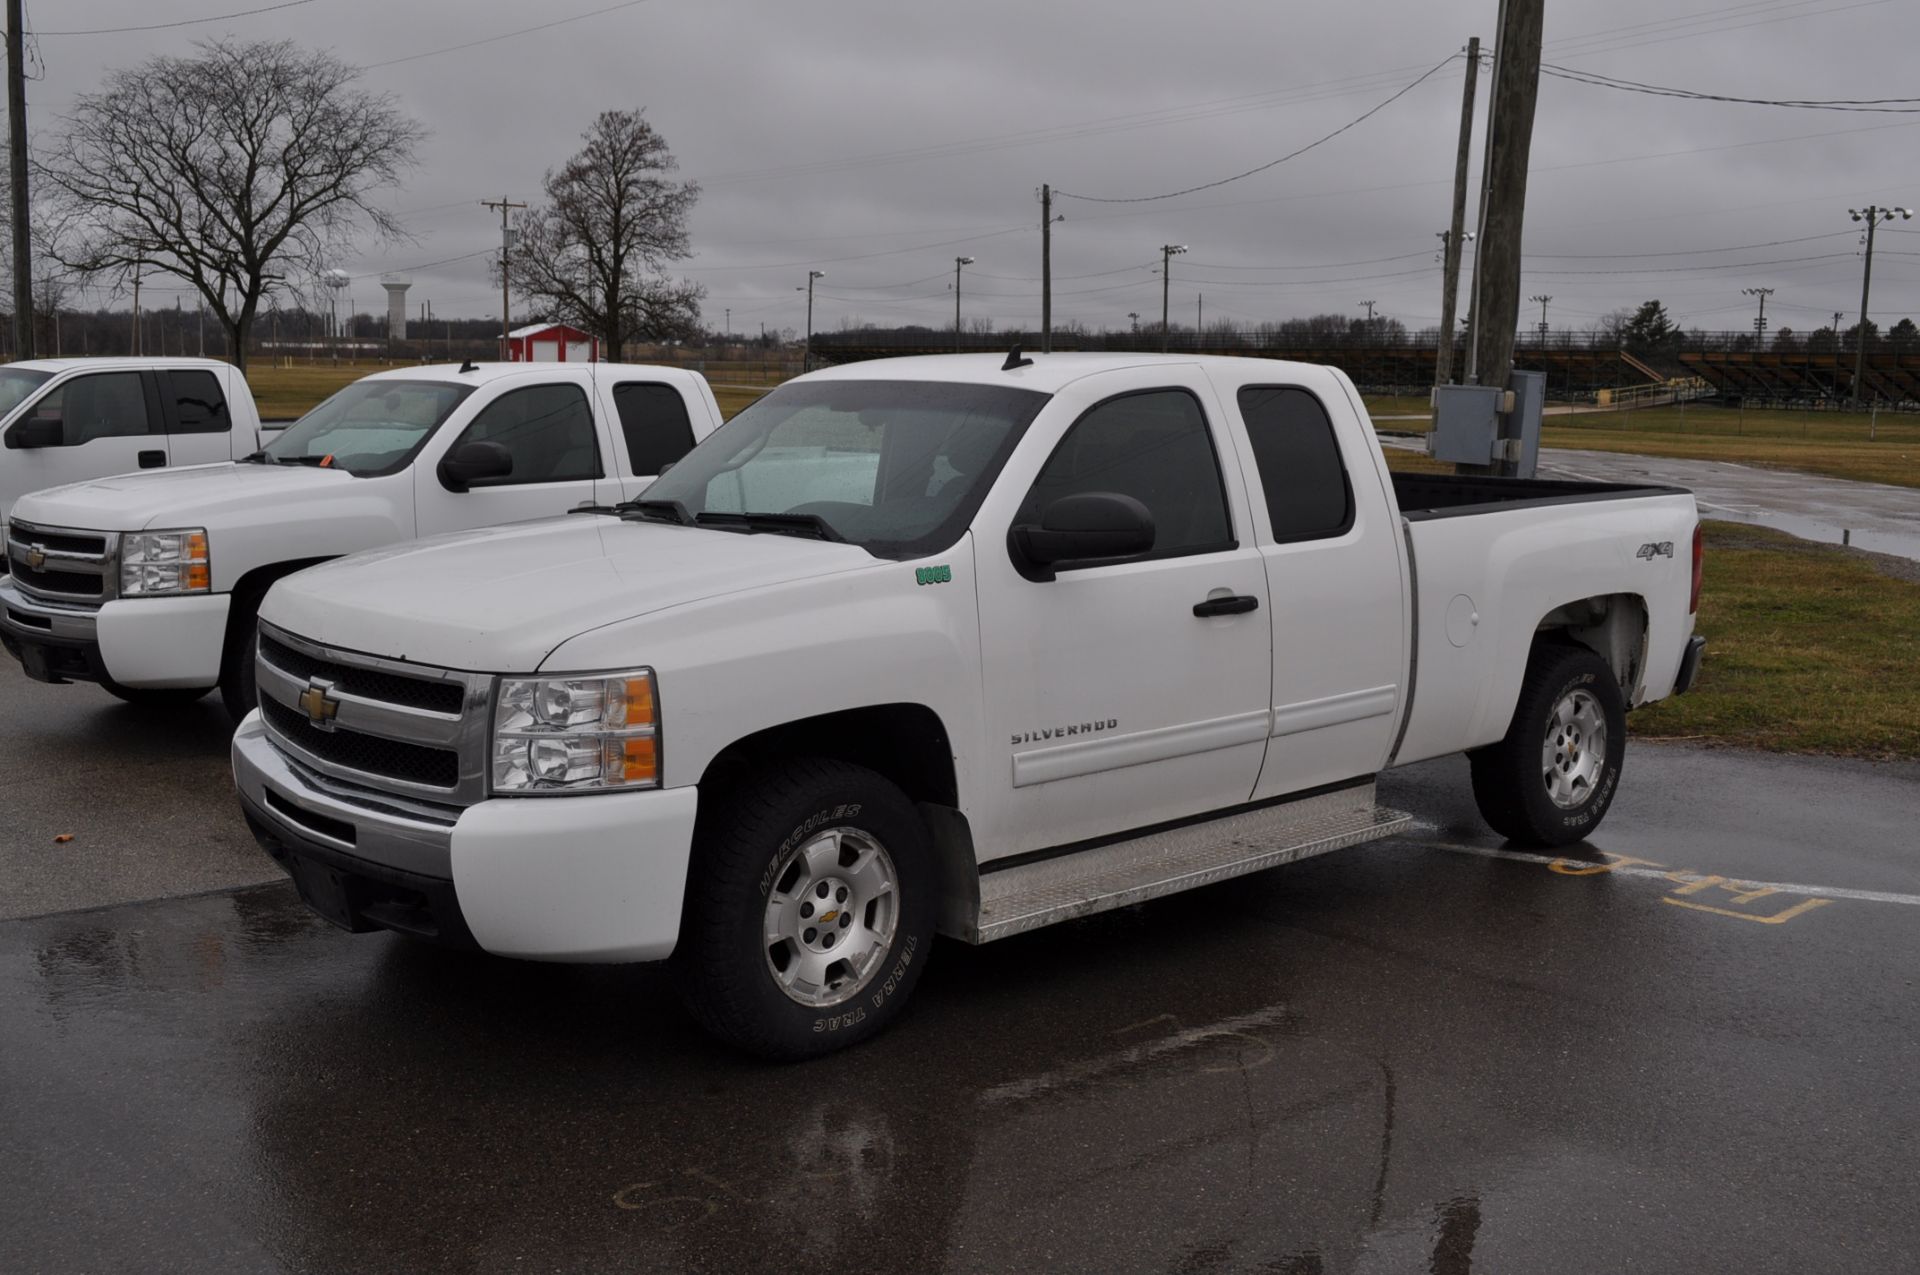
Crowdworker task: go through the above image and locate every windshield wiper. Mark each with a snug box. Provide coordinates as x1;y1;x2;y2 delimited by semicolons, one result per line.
693;511;844;542
240;450;277;465
618;497;694;526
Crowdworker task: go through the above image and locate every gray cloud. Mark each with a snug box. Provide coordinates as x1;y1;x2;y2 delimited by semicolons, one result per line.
23;0;1920;335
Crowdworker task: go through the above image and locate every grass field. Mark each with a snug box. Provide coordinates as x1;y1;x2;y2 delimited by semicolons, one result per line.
1365;397;1920;489
1629;522;1920;759
248;362;386;419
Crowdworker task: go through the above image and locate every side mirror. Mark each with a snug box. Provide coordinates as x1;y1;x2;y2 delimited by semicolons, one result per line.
437;440;515;492
5;417;62;450
1009;491;1155;581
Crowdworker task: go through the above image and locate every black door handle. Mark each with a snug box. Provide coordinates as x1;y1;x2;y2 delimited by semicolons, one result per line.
1193;594;1259;617
137;450;167;469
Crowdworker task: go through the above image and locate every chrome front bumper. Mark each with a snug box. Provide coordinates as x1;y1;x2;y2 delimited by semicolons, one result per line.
0;577;100;643
232;711;459;879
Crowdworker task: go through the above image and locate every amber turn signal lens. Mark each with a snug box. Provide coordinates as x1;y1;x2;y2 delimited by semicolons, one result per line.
620;736;658;784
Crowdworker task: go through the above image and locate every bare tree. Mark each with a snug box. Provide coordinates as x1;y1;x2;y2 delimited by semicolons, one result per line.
506;110;703;358
38;39;422;371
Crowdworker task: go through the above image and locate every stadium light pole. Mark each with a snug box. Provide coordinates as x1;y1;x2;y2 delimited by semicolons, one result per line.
1160;244;1187;352
953;256;974;352
1848;204;1911;406
798;269;825;371
1529;293;1552;343
1742;286;1773;343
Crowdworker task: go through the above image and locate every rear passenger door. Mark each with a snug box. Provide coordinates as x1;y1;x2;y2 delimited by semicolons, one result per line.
973;370;1273;857
607;380;699;500
414;382;608;537
1231;383;1407;799
2;370;166;496
159;369;236;467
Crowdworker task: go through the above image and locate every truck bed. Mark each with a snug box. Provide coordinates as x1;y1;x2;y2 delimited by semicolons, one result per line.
1391;472;1685;521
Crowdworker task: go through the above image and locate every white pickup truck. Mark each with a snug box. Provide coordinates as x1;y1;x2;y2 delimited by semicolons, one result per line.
231;353;1705;1058
2;361;721;720
1;357;269;534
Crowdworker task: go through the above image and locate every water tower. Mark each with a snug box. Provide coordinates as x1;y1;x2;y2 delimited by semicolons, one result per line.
323;269;351;359
381;274;412;341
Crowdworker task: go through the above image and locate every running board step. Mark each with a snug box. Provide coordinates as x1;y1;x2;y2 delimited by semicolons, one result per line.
969;785;1412;944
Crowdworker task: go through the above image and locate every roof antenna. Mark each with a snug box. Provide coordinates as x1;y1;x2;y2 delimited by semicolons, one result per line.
458;359;478;374
1001;345;1033;371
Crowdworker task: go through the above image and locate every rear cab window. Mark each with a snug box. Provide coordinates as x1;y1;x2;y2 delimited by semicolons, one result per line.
163;370;232;434
1236;386;1354;543
612;382;697;476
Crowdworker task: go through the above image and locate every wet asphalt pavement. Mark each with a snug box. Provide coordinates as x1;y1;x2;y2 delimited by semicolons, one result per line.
4;679;1920;1273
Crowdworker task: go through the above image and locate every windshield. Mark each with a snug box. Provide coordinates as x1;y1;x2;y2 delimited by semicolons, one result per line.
264;379;476;476
640;379;1050;558
0;368;53;419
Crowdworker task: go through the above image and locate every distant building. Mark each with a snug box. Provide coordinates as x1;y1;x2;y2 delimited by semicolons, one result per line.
503;323;599;363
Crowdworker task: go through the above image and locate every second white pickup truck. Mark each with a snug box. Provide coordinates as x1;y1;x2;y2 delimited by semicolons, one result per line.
2;361;721;719
232;353;1705;1058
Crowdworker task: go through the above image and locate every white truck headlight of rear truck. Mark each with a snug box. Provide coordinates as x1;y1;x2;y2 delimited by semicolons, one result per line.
119;529;211;596
490;670;659;793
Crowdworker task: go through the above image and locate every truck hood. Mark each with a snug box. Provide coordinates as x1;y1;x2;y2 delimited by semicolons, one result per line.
11;462;354;532
259;515;877;672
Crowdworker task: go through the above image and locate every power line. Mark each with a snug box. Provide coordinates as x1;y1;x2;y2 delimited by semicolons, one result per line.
1542;63;1920;112
31;0;317;36
362;0;652;71
1055;52;1459;204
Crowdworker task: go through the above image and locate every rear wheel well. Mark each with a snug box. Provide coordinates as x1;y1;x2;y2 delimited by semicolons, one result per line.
1535;592;1649;704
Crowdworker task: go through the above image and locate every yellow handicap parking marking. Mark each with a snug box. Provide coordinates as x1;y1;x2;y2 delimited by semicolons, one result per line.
1419;841;1920;927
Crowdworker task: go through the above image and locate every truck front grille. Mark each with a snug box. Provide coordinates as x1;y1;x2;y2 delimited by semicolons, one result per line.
259;633;466;715
260;696;461;790
254;623;489;805
5;520;118;606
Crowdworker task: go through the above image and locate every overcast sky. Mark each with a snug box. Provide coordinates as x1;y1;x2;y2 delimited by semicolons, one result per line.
22;0;1920;336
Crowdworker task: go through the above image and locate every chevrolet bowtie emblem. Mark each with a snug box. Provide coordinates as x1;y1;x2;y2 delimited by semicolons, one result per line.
299;680;340;729
25;545;45;571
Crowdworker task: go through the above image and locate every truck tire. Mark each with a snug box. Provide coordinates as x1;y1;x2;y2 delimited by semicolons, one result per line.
1469;642;1627;848
102;680;211;708
218;592;264;724
672;759;935;1060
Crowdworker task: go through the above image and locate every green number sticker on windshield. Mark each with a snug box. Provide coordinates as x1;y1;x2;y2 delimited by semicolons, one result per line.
915;565;952;586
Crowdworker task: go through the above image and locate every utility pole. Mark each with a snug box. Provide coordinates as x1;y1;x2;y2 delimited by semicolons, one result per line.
1529;293;1551;342
7;0;32;359
1848;204;1911;406
131;273;142;355
1435;35;1481;387
799;269;824;371
953;255;973;352
1197;293;1203;336
1040;184;1063;353
480;197;526;359
1742;286;1773;343
1159;243;1187;353
724;308;731;342
1359;299;1378;327
1465;0;1543;398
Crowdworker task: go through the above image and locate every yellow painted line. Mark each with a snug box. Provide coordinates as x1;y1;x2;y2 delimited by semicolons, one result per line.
1415;839;1920;908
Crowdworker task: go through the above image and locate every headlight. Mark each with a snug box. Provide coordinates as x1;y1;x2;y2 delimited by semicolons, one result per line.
120;529;211;596
490;669;659;793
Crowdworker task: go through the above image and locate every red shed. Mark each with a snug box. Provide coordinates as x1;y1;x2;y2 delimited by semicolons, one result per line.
503;323;600;363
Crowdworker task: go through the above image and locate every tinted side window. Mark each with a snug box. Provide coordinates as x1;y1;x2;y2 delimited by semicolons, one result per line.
1017;389;1232;559
166;370;231;434
1237;387;1353;543
612;382;696;476
453;384;600;484
32;373;154;446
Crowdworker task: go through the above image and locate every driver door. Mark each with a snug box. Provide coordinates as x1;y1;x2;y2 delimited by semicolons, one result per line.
3;372;166;508
415;382;611;536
